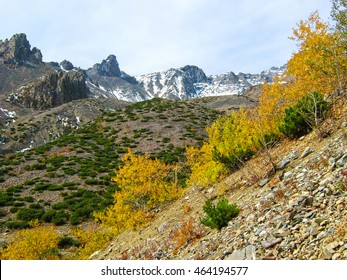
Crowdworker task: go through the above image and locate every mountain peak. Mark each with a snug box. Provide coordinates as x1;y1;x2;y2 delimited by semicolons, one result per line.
0;33;42;65
91;54;122;77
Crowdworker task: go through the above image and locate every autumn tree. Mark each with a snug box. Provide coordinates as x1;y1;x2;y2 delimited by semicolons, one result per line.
95;150;183;234
72;225;112;260
186;11;346;190
185;143;226;188
207;108;259;169
0;221;60;260
331;0;347;42
287;12;347;96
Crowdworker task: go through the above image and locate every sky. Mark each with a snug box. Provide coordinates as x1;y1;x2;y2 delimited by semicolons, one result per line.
0;0;332;76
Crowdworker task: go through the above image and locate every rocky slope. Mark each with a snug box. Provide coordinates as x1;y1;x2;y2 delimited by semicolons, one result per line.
91;116;347;260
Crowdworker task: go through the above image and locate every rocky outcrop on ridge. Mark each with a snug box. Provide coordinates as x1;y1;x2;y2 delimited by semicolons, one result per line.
0;33;42;66
7;70;88;110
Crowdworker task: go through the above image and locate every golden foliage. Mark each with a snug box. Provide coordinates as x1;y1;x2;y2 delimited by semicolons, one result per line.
207;108;258;160
287;12;347;96
186;12;347;189
95;150;183;234
72;225;112;260
185;143;227;187
0;221;60;260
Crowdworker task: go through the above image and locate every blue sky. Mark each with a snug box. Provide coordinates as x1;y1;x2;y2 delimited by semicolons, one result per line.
0;0;332;76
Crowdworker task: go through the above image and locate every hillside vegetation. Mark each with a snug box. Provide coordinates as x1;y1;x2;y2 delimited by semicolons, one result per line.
1;2;347;260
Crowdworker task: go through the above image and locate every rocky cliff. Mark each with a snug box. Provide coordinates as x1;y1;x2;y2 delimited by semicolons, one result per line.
0;33;42;66
6;70;88;110
85;55;152;102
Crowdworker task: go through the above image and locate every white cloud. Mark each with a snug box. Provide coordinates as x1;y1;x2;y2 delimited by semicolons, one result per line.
0;0;333;75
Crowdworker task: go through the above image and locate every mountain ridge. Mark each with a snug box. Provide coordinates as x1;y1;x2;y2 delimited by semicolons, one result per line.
0;33;285;106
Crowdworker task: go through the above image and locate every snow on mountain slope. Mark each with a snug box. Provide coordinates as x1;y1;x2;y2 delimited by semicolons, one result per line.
137;65;286;100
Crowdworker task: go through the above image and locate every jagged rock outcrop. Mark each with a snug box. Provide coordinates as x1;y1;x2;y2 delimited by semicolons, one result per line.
60;60;74;71
0;33;43;66
89;54;122;77
7;70;88;109
85;55;151;102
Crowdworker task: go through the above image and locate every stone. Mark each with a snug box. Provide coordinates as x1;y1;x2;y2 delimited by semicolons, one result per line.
274;229;290;237
301;147;312;159
261;238;282;249
332;253;341;260
207;187;215;194
157;222;170;233
259;178;269;187
301;197;314;207
283;171;293;180
290;151;299;160
325;241;339;253
278;158;291;170
316;231;328;239
336;154;347;167
308;226;319;236
224;245;256;260
154;249;164;259
319;177;333;187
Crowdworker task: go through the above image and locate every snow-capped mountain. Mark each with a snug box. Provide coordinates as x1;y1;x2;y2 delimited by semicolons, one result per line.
135;65;208;100
85;55;152;102
136;65;286;101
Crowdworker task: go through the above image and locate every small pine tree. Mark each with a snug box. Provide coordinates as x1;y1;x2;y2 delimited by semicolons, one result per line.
200;198;240;231
279;91;328;138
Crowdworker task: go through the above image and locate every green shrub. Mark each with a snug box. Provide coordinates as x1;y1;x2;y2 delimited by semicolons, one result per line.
16;207;45;222
58;236;81;249
279;91;328;138
6;221;30;229
42;210;56;223
200;197;240;230
51;210;69;225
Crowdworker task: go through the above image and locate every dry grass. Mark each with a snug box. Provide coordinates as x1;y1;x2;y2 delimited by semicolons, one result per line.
170;218;205;255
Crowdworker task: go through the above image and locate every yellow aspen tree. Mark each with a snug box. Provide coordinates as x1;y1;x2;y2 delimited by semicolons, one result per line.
72;225;112;260
0;221;60;260
207;108;259;169
95;150;183;234
287;12;347;96
185;143;227;188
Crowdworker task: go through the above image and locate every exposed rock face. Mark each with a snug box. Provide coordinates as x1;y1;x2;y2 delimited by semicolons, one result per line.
90;54;122;77
136;65;286;100
60;60;74;71
85;55;151;102
0;33;43;65
7;70;88;109
136;65;209;100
